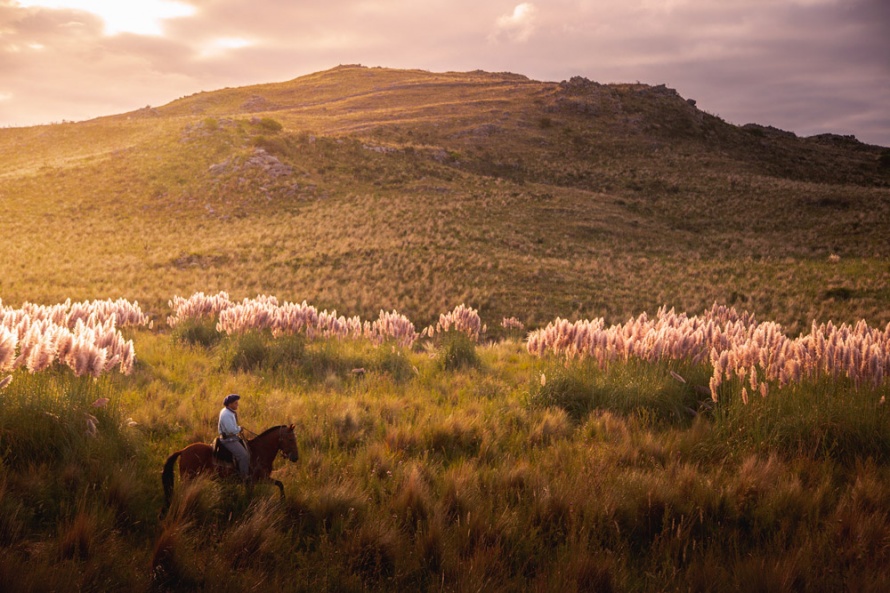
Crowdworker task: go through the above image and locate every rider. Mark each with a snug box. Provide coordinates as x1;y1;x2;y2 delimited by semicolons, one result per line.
218;394;250;481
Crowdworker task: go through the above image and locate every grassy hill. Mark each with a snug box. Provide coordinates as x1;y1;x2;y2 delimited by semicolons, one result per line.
1;66;889;590
1;64;889;333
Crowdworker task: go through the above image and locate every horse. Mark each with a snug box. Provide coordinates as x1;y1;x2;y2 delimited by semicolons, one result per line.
162;424;299;507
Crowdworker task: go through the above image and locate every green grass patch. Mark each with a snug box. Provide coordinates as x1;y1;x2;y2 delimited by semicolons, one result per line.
712;378;890;462
436;332;480;372
529;359;709;424
219;331;306;373
172;317;223;348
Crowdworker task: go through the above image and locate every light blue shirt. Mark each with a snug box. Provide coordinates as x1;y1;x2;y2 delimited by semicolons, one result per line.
218;407;241;440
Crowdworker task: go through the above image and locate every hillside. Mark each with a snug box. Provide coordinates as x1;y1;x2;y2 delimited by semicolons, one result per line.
1;65;888;333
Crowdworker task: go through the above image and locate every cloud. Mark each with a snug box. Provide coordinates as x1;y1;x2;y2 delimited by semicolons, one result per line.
15;0;195;36
491;3;538;43
196;37;254;60
0;0;887;145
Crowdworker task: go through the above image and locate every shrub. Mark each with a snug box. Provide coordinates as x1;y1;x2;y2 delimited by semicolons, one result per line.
172;318;221;348
219;331;305;373
371;347;415;382
529;366;596;422
822;286;854;301
255;117;283;133
529;362;705;424
251;134;290;155
437;331;480;371
221;331;269;372
266;332;306;370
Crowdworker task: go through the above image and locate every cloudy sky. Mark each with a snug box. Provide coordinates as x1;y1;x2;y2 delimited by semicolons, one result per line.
1;0;888;146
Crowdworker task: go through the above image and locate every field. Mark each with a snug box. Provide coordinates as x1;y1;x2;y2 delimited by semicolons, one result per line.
1;66;889;334
1;66;889;591
1;296;889;592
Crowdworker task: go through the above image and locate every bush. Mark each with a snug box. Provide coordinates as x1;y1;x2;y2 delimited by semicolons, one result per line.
251;135;288;155
173;318;221;348
371;347;415;382
222;332;268;372
220;332;305;373
437;332;480;371
529;361;706;424
822;286;854;301
255;118;283;133
529;366;597;422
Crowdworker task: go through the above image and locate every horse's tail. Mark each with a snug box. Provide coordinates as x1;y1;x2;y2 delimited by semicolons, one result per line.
162;450;182;508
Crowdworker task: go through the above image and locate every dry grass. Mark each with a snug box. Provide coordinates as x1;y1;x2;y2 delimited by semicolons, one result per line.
0;322;886;591
0;66;887;334
0;65;889;590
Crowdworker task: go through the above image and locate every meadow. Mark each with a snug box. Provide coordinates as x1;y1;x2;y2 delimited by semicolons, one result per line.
1;295;888;592
1;65;889;591
2;66;889;335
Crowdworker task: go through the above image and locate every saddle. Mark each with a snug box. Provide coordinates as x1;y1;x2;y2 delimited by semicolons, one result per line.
211;437;235;467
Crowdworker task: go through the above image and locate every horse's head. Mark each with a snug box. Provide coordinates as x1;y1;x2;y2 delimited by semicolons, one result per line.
279;424;299;463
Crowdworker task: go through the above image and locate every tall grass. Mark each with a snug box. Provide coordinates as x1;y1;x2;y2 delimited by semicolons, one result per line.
710;376;890;462
529;358;707;424
1;63;888;589
0;298;889;591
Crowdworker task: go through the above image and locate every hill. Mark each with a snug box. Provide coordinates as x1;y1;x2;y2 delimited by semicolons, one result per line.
1;65;888;333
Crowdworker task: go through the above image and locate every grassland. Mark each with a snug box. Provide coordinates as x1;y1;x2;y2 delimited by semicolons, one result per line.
1;65;888;335
1;65;889;591
1;317;888;592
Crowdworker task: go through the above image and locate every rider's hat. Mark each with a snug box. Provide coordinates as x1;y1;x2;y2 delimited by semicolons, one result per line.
223;393;240;407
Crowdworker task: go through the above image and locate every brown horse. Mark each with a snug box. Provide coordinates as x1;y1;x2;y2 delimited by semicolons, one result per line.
162;424;299;507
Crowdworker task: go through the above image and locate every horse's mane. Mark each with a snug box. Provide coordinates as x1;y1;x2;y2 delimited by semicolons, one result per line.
253;425;286;439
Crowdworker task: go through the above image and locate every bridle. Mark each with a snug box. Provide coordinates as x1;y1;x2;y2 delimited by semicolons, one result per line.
276;426;296;458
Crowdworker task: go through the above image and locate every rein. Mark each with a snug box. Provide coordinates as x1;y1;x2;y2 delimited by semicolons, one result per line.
276;426;290;458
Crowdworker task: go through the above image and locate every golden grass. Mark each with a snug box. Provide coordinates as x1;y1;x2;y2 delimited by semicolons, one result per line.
0;321;886;591
0;66;887;335
0;66;888;588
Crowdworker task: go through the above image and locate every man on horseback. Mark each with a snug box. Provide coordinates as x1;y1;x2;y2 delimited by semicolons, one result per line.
218;394;250;481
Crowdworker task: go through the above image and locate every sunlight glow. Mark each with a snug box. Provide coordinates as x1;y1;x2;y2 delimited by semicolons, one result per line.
16;0;196;36
214;37;252;50
197;37;254;59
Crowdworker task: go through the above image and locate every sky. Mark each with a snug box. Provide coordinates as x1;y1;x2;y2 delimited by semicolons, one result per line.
1;0;888;146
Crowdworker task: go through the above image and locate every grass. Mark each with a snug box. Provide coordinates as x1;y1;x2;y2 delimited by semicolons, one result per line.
0;321;888;591
529;359;710;423
0;64;888;590
0;67;888;334
710;377;890;463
